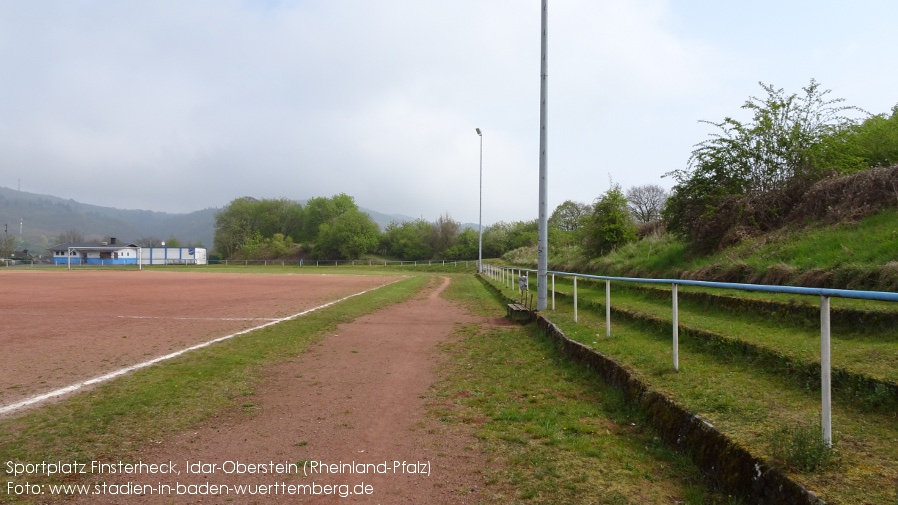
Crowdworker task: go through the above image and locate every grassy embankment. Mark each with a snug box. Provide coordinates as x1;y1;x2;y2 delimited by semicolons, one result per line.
491;208;898;503
509;207;898;291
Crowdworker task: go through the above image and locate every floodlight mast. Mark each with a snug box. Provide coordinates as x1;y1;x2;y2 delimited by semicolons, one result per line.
476;127;483;273
537;0;549;311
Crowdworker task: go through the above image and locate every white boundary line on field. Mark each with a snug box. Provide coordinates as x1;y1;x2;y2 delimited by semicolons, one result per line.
118;316;282;321
0;280;400;416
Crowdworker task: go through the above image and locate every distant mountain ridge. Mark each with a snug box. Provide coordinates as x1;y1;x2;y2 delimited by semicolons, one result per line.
0;186;424;256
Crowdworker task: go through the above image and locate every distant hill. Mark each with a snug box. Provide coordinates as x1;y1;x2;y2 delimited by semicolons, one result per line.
0;186;218;256
0;187;423;257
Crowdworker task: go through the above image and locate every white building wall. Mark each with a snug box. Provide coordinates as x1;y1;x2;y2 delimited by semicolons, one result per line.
139;247;208;265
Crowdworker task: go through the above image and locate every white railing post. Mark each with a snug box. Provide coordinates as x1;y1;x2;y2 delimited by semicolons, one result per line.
605;280;611;337
673;283;679;371
573;276;578;323
552;274;555;312
821;295;833;448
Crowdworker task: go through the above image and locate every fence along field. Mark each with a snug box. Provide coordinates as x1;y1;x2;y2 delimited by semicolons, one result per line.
0;270;400;414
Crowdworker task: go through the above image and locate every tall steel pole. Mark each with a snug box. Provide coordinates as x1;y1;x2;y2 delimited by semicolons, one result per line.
537;0;549;310
476;127;483;273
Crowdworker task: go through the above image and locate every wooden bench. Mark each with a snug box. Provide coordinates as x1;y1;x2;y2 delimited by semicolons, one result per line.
506;292;533;323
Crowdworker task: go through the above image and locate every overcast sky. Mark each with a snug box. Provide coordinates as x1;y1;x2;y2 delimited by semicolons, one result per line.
1;1;896;225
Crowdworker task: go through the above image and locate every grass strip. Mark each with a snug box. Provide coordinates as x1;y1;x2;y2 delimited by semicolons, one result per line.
562;208;898;293
145;262;478;275
626;283;898;332
543;280;898;391
0;275;427;504
434;274;741;504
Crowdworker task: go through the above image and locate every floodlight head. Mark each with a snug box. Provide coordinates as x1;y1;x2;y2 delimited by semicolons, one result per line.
475;128;481;136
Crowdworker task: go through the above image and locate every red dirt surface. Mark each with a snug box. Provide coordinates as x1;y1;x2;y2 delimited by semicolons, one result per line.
64;275;491;504
0;269;399;411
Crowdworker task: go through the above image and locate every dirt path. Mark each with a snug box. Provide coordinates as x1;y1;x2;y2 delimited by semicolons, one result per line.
72;276;491;504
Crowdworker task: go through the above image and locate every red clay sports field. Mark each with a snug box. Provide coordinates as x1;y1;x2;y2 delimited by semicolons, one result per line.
0;269;401;415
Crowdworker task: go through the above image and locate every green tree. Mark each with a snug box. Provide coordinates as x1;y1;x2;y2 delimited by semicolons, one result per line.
254;198;303;239
213;197;305;258
859;104;898;167
482;221;512;258
314;209;380;259
812;104;898;171
382;220;434;260
584;184;637;256
674;80;863;196
301;193;356;241
663;80;865;250
236;231;265;259
480;220;538;257
549;200;591;248
507;220;538;250
549;200;590;232
213;197;261;258
443;228;478;260
265;233;296;258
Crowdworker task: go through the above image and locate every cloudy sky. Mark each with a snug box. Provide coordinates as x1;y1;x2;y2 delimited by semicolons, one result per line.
1;1;896;225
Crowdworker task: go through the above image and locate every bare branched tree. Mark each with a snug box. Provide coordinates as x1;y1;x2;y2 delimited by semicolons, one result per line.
135;237;163;247
429;213;461;254
0;234;16;258
626;184;668;223
55;229;84;244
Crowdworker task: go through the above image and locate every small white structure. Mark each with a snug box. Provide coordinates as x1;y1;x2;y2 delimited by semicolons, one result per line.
140;246;207;265
50;238;140;266
49;238;207;266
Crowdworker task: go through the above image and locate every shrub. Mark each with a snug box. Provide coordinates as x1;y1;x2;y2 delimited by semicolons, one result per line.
768;422;835;473
583;184;637;257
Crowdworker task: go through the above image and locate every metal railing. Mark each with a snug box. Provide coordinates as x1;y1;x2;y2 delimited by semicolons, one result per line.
481;263;898;448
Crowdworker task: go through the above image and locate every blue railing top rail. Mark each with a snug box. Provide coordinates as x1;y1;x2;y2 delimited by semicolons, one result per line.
503;267;898;303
